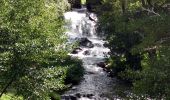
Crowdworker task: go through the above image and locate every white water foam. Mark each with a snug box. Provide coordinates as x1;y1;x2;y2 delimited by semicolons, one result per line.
62;7;118;100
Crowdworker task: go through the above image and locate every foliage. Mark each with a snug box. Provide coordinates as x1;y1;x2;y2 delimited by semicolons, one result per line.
65;58;84;85
133;46;170;99
0;93;23;100
81;0;86;5
0;0;84;100
98;0;170;99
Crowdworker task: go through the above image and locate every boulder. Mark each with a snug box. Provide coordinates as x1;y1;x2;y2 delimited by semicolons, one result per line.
86;94;94;98
97;62;106;68
83;50;91;55
70;95;77;100
79;38;94;48
71;47;82;54
103;42;109;47
61;95;70;100
75;93;81;98
107;70;114;77
94;43;102;47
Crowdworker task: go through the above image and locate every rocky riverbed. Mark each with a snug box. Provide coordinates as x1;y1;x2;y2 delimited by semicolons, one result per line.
62;7;124;100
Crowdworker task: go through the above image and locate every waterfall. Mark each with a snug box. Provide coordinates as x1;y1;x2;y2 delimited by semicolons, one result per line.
62;7;118;100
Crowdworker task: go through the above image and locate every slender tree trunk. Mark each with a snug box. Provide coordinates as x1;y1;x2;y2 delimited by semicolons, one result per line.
121;0;128;14
141;0;146;7
146;0;153;7
121;0;125;14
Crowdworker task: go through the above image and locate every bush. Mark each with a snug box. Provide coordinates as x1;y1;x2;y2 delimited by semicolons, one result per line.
65;58;84;85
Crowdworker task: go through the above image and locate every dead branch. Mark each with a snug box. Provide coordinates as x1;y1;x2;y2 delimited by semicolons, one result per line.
156;36;170;44
142;7;161;16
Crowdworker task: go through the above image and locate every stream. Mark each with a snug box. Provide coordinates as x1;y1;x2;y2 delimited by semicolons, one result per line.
62;7;122;100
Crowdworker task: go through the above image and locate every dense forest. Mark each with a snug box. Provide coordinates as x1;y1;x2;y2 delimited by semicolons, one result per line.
0;0;170;100
97;0;170;99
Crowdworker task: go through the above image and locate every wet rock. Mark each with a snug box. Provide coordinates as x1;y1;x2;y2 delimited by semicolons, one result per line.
79;94;94;99
62;95;77;100
70;95;77;100
71;86;77;90
94;54;97;56
86;94;94;98
103;42;109;47
103;52;108;57
79;38;94;48
108;71;114;77
87;71;95;74
89;16;96;22
82;94;86;97
71;47;82;54
97;62;106;68
61;95;70;100
83;50;91;55
106;68;110;73
94;43;102;47
108;51;111;55
75;93;81;98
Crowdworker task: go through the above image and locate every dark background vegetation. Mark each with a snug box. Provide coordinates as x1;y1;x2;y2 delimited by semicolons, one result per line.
96;0;170;99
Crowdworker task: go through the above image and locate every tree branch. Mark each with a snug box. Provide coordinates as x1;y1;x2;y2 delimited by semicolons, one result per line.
0;73;16;97
156;36;170;44
142;7;161;16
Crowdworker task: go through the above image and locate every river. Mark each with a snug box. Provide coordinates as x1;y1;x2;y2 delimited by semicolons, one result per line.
62;7;124;100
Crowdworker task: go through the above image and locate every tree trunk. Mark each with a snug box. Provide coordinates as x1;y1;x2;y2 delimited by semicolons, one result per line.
146;0;153;7
121;0;128;14
141;0;146;7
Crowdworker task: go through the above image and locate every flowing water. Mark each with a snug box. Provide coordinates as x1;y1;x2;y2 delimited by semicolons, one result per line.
62;7;121;100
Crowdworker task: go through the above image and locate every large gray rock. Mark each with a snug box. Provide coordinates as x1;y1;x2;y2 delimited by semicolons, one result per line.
97;62;106;68
71;47;82;54
83;50;91;55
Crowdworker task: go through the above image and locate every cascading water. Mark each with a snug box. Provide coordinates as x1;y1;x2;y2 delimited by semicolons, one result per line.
62;7;119;100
